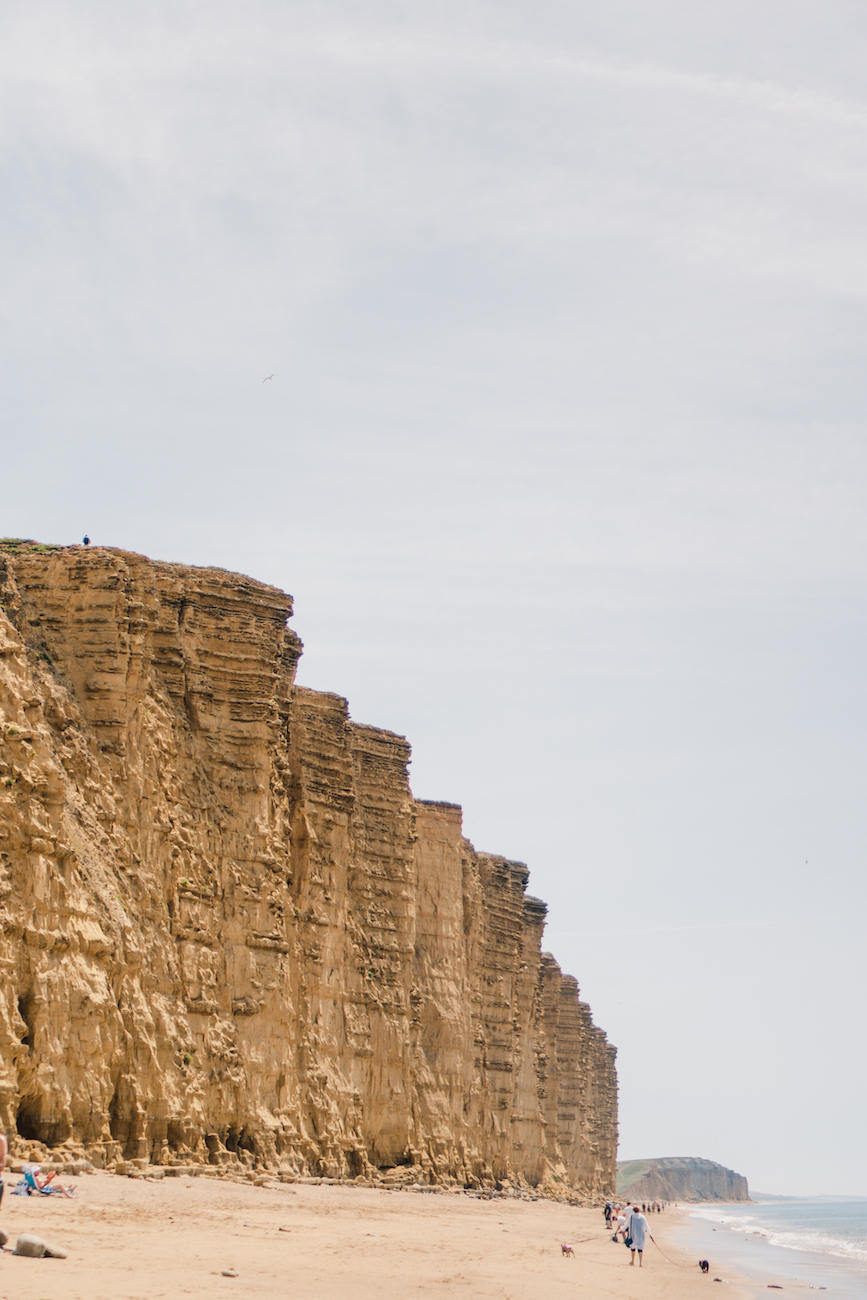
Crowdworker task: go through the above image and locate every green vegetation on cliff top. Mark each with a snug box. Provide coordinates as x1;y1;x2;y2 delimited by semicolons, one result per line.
617;1160;656;1192
0;539;62;553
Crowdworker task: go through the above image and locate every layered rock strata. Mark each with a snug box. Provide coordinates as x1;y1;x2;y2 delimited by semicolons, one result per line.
617;1157;750;1203
0;543;617;1193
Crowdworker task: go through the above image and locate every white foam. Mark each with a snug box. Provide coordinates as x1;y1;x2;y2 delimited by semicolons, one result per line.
690;1202;867;1267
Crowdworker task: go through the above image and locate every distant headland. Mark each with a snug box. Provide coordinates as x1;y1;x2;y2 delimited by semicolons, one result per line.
617;1156;750;1202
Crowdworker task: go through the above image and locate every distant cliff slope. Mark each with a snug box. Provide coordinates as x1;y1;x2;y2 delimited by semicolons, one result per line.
617;1157;750;1202
0;542;617;1195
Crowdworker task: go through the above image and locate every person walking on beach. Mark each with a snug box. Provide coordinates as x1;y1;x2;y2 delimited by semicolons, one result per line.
627;1205;653;1266
0;1131;6;1207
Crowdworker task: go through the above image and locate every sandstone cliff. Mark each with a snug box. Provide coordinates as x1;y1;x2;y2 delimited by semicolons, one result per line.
0;542;617;1194
617;1157;750;1203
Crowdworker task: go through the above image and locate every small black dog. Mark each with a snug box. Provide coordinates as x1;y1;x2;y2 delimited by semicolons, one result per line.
699;1260;710;1274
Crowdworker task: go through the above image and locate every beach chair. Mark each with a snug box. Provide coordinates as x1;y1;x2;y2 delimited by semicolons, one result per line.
23;1166;53;1194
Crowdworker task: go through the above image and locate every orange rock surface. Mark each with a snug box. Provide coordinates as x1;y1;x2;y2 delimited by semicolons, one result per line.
0;543;616;1194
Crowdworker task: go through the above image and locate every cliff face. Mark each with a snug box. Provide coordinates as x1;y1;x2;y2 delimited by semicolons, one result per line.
0;543;617;1193
617;1157;750;1203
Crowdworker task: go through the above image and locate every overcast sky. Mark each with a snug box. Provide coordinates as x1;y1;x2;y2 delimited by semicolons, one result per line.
3;1;866;1196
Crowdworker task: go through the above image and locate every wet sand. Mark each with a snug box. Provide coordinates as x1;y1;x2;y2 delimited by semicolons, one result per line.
0;1174;757;1299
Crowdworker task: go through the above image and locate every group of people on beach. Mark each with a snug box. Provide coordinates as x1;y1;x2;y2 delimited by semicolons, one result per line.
604;1199;661;1267
606;1199;666;1217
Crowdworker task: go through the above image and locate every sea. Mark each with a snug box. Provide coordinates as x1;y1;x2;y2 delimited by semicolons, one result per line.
674;1200;867;1298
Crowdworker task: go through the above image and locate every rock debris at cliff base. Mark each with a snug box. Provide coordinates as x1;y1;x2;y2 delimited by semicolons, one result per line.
0;542;617;1195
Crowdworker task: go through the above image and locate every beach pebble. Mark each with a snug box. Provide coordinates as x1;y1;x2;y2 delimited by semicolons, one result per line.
14;1233;67;1259
222;1268;238;1277
0;1229;8;1248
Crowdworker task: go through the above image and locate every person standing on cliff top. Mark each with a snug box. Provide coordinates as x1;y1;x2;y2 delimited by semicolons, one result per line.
627;1205;653;1267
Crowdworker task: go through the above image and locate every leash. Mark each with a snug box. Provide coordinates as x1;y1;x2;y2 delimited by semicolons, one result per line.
649;1235;701;1268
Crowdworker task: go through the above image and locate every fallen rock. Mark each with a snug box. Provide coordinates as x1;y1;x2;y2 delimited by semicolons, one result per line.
14;1233;67;1259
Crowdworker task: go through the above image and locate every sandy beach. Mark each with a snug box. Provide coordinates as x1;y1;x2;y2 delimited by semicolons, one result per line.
0;1174;759;1300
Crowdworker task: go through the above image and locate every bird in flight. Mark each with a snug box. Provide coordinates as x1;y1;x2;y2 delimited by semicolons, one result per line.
263;374;276;383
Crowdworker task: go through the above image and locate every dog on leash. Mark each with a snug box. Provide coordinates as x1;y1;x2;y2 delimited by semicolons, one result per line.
561;1244;574;1257
699;1260;710;1274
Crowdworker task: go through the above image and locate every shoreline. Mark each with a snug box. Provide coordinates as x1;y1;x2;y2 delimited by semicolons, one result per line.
647;1206;763;1297
0;1173;762;1300
675;1200;867;1299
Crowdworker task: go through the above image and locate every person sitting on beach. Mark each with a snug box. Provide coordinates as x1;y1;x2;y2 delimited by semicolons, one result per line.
627;1205;653;1267
23;1166;75;1198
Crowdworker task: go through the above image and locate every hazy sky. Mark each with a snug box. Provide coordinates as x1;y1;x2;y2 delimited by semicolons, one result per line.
3;2;866;1195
